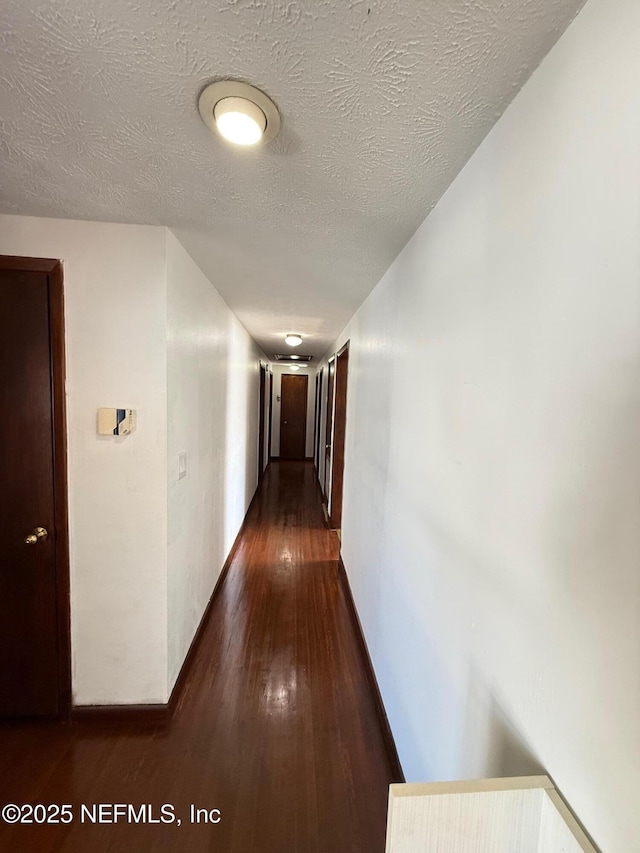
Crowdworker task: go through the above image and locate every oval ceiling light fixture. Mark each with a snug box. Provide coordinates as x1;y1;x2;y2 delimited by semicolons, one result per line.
289;364;301;371
215;97;265;145
198;81;281;147
285;334;303;347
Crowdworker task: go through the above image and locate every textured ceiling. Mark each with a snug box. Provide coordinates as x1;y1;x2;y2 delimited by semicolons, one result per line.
0;0;585;359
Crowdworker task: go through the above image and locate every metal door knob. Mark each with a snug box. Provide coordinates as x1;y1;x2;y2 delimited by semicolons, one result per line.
25;527;48;545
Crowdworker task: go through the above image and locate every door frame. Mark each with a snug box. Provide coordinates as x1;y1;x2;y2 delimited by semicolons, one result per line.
0;255;71;718
329;341;350;530
324;356;336;500
258;363;267;480
279;372;308;460
314;370;323;474
268;370;274;462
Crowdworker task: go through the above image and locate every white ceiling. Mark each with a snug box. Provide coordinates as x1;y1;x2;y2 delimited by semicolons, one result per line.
0;0;585;360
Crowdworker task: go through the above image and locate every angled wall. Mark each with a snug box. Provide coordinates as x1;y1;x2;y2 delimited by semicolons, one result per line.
166;230;266;691
319;0;640;849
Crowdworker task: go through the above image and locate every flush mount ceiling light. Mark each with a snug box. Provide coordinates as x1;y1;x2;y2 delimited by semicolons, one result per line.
289;364;301;371
285;334;303;347
198;81;281;147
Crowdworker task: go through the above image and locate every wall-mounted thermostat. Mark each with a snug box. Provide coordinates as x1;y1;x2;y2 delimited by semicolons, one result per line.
97;408;137;436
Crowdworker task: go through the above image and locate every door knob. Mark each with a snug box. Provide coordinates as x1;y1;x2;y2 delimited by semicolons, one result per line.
25;527;48;545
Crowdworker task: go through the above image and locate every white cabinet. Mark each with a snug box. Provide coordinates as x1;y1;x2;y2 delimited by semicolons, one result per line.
386;776;596;853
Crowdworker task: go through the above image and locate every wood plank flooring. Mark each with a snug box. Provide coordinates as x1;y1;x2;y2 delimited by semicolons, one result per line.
0;461;397;852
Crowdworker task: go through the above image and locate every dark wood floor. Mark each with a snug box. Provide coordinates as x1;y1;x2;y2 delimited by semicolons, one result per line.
0;461;397;852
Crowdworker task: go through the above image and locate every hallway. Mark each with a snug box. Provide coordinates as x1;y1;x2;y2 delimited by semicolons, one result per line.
0;461;397;853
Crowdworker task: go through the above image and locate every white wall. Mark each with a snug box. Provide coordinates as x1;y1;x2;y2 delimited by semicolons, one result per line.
166;231;266;689
270;365;316;458
0;214;169;704
319;0;640;849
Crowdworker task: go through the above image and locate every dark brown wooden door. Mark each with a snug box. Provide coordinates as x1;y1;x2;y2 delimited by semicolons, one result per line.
324;358;335;497
0;262;65;716
330;343;349;530
280;374;308;460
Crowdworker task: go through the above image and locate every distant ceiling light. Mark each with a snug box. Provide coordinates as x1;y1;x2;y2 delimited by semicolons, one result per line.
285;334;303;347
290;354;300;360
198;81;281;147
289;364;301;371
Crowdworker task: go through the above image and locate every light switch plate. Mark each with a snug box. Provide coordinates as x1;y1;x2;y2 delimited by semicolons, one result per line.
178;452;187;479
